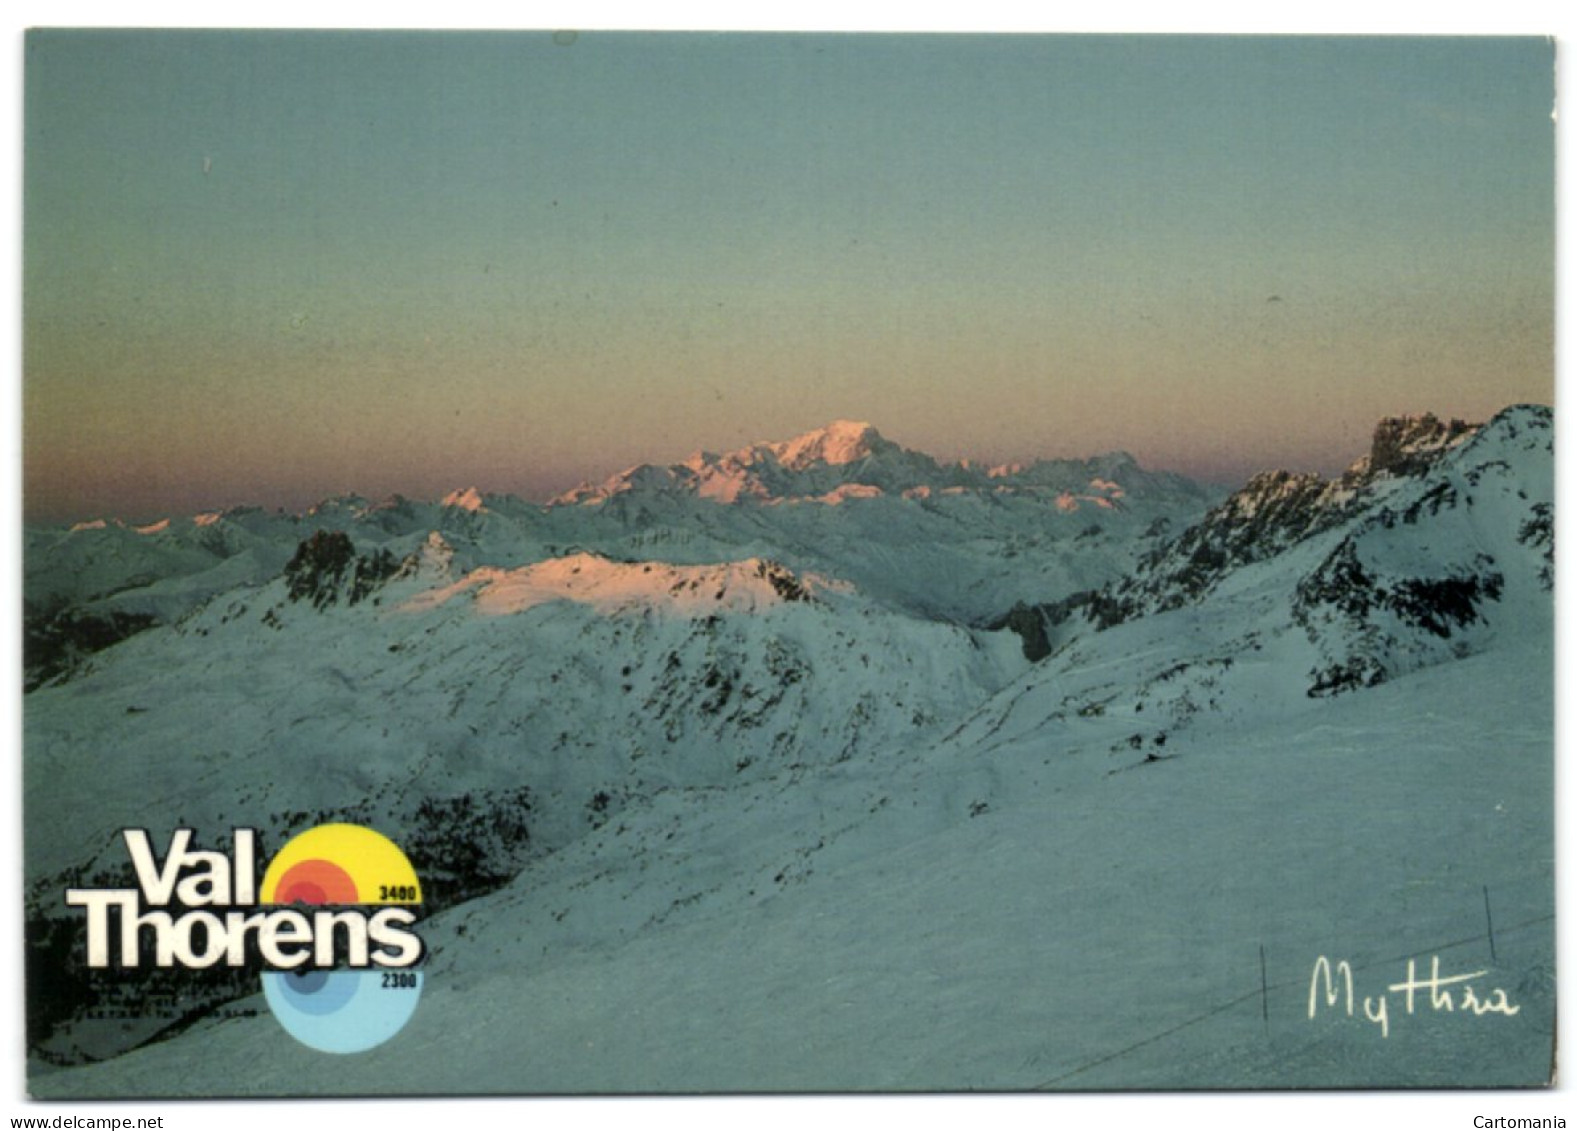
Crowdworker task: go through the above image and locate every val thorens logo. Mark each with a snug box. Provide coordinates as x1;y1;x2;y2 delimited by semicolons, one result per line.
67;823;426;1053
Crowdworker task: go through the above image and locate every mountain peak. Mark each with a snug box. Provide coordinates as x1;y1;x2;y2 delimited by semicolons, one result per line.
441;486;488;513
1363;413;1479;479
767;420;887;470
401;552;842;618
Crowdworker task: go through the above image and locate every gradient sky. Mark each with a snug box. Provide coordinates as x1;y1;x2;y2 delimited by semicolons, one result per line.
23;31;1554;522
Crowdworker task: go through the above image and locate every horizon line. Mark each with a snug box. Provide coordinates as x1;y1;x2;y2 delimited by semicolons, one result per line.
24;404;1541;529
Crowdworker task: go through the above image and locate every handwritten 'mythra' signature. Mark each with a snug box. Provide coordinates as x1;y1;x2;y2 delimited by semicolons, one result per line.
1308;955;1519;1038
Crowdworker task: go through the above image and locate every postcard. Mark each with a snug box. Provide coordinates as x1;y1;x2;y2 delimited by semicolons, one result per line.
20;30;1555;1097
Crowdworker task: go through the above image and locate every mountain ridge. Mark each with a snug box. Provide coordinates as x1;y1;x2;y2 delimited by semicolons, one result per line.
550;419;1178;508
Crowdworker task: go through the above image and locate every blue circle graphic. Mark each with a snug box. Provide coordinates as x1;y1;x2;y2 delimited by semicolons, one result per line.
263;969;423;1054
276;966;361;1016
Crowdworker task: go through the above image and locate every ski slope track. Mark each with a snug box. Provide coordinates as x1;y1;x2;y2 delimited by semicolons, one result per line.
22;409;1554;1093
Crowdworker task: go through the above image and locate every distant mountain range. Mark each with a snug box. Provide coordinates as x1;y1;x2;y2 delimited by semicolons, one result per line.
24;420;1220;689
549;418;1201;507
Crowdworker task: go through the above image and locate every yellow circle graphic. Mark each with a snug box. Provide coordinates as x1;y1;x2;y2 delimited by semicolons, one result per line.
260;823;422;905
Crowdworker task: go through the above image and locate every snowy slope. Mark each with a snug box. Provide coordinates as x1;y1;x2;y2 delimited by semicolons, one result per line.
26;555;1023;879
24;542;1027;1066
29;589;1552;1094
22;406;1553;1093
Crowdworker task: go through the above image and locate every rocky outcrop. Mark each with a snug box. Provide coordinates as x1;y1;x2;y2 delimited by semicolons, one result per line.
1000;407;1542;703
1066;412;1486;626
283;530;400;610
1365;413;1478;479
23;607;159;692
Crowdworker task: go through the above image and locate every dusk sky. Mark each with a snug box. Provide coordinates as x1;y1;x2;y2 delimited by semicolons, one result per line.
23;31;1554;522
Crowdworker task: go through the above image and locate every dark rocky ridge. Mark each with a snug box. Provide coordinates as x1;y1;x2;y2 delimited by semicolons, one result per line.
998;412;1488;655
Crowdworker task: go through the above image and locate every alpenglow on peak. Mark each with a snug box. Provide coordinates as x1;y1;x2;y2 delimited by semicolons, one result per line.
767;420;887;470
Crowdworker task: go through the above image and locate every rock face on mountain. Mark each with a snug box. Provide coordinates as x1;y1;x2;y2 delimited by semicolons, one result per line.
986;415;1478;660
280;531;401;611
1289;407;1549;696
1365;412;1479;478
1006;406;1549;697
1039;412;1486;627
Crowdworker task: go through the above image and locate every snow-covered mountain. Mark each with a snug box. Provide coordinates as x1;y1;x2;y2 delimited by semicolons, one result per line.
964;405;1551;748
550;418;1204;509
23;407;1554;1093
1105;411;1488;618
23;422;1218;690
